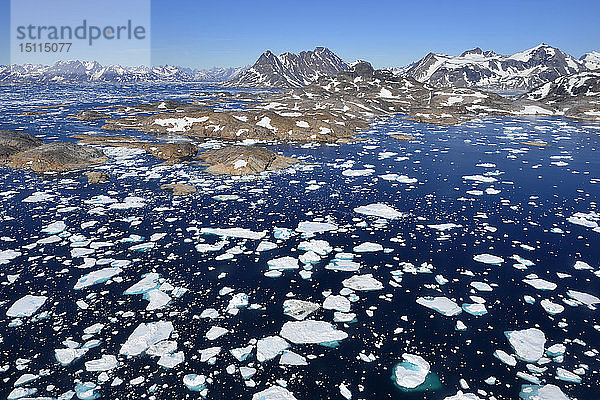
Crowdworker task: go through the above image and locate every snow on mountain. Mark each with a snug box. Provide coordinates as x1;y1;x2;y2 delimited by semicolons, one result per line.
0;61;247;84
580;51;600;70
226;47;348;88
526;70;600;102
403;44;588;91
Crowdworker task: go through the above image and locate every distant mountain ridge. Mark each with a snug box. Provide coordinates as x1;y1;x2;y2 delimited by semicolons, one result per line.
226;47;349;88
0;61;247;84
401;44;598;91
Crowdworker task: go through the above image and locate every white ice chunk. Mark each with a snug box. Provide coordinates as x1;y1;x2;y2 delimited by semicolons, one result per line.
392;353;430;389
416;297;462;316
505;328;546;362
6;295;47;317
280;320;348;344
354;203;404;219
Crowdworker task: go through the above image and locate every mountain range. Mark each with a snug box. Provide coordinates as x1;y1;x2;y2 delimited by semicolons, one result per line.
226;46;348;87
0;61;247;84
1;44;599;95
403;44;598;91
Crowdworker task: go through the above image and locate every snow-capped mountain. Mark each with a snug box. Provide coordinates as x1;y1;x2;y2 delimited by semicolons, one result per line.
580;51;600;70
526;71;600;102
524;71;600;121
0;61;247;83
403;44;589;91
226;47;349;88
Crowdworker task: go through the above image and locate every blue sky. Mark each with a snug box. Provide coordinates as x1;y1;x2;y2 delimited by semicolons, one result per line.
1;0;599;68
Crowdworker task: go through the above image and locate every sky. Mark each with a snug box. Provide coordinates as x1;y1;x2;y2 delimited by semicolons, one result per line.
1;0;599;68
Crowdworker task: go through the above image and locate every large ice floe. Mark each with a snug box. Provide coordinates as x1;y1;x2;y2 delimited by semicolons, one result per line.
416;296;462;316
505;328;546;362
391;353;431;389
354;203;404;219
280;320;348;344
6;295;47;317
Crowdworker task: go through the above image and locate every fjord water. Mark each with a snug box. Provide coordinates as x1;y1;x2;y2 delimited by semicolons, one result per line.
0;83;599;399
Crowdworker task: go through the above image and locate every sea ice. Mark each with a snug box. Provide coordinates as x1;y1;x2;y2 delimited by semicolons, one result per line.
280;320;348;344
55;348;88;366
74;267;122;290
493;349;517;366
257;336;289;362
416;297;462;316
85;355;118;371
540;299;564;315
462;303;488;316
295;221;338;237
354;203;404;219
120;321;174;356
342;274;383;291
556;367;581;383
124;273;161;295
183;374;207;392
283;300;320;320
267;256;299;270
523;278;557;291
566;290;600;307
41;221;67;234
470;282;493;292
519;384;571;400
323;295;351;312
298;239;333;255
252;386;298;400
353;242;383;252
205;326;229;340
6;295;47;317
505;328;546;362
201;227;266;240
473;254;504;265
392;353;430;389
279;350;308;366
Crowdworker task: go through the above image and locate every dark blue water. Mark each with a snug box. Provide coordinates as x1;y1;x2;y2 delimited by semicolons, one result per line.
0;84;599;400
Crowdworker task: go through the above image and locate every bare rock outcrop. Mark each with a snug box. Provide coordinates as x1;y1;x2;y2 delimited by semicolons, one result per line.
5;142;107;172
198;145;298;175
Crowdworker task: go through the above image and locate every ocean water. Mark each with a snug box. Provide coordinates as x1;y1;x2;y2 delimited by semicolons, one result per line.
0;83;599;400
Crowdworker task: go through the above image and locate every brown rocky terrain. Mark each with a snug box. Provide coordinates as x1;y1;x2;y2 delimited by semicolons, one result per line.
4;142;107;173
160;183;197;196
0;130;44;160
198;145;298;175
73;134;198;162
